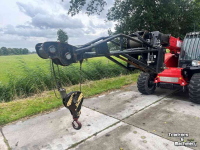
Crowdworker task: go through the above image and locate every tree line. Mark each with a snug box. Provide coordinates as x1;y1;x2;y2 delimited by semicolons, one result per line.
0;47;30;56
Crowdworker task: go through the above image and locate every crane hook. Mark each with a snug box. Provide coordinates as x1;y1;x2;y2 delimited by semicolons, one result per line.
72;117;82;130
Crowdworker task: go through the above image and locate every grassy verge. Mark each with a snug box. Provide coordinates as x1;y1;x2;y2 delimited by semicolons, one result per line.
0;73;139;126
0;55;130;102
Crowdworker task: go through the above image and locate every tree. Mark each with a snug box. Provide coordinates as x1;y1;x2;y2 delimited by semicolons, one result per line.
22;48;29;54
66;0;107;16
57;29;69;43
1;47;8;55
0;47;30;56
0;49;2;55
66;0;200;38
107;0;200;38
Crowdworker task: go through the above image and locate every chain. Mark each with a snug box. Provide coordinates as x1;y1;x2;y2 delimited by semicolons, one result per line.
50;60;61;99
51;59;83;98
79;60;83;92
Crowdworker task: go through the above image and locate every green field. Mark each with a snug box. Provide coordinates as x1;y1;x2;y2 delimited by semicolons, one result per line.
0;54;123;83
0;54;50;83
0;54;134;102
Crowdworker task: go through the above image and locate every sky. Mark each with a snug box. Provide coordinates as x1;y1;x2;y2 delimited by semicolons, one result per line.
0;0;115;51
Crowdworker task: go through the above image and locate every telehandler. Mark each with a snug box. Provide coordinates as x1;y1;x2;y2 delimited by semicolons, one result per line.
36;31;200;129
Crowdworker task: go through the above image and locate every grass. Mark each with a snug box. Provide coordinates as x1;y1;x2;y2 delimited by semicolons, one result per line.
0;54;132;102
0;73;139;126
0;54;124;83
0;54;49;83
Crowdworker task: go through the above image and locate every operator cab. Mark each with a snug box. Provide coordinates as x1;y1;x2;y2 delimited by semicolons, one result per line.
179;32;200;68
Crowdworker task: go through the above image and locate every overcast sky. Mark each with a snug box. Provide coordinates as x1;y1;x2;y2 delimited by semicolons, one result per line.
0;0;115;51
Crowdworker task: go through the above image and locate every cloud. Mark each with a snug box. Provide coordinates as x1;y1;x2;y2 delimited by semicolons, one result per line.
17;2;84;29
0;33;44;51
16;25;33;29
3;24;86;39
89;20;113;29
16;2;47;18
4;25;56;38
66;29;85;37
84;27;96;34
68;30;108;45
32;14;84;29
11;1;111;38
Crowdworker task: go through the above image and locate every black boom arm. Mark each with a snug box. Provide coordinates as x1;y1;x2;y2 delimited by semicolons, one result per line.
36;31;170;73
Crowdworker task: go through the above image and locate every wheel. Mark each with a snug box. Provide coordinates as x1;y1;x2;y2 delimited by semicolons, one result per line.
137;72;156;95
189;73;200;104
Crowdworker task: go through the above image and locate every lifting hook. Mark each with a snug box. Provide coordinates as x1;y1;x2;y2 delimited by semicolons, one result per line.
72;117;82;130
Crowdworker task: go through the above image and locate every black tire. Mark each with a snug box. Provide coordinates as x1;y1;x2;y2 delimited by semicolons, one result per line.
137;72;156;95
189;73;200;104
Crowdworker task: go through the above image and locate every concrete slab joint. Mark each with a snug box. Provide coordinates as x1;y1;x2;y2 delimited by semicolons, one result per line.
0;130;9;150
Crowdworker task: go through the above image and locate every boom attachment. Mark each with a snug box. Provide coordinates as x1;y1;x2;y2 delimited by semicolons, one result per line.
36;31;172;73
35;31;175;129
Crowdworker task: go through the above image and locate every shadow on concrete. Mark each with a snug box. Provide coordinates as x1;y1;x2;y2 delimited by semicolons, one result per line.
159;88;190;102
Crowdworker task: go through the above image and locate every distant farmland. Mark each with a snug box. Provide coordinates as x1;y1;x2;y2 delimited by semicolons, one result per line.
0;54;133;102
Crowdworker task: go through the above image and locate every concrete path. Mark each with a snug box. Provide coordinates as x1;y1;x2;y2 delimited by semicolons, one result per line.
1;85;198;150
